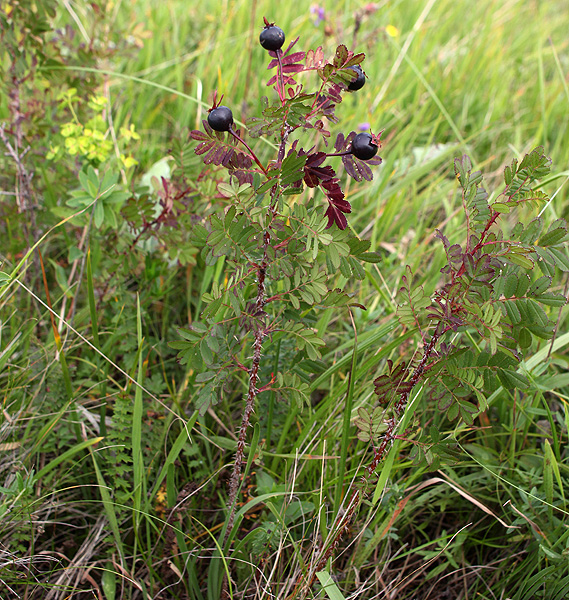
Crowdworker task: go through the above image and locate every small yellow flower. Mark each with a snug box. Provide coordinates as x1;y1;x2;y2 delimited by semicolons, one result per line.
385;24;400;38
61;122;81;138
65;138;80;155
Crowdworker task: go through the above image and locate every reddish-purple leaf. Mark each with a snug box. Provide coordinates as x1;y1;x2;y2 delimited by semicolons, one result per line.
282;64;304;74
267;51;306;69
282;75;298;85
335;131;354;153
343;154;374;182
221;146;235;167
334;132;346;153
203;145;222;165
321;177;351;229
324;199;351;230
202;119;214;136
195;141;215;156
323;181;348;204
229;152;253;170
268;36;300;59
303;152;337;188
267;73;299;87
343;155;358;180
233;170;254;186
190;129;209;141
282;51;306;65
305;47;325;69
305;152;326;168
328;84;343;103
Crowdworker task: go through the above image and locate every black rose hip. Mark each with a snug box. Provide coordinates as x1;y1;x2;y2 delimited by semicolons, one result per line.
351;133;378;160
208;106;234;132
347;65;366;91
260;26;285;51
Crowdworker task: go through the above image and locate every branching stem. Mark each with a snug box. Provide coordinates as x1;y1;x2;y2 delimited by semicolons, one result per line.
223;182;278;547
298;327;443;593
229;127;269;176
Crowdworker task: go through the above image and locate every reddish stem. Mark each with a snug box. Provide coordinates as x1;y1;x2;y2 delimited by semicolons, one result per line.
223;327;266;546
299;327;443;592
228;127;269;176
326;151;352;158
276;48;286;104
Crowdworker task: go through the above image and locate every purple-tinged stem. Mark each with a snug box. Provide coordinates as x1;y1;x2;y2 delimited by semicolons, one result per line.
276;48;286;104
297;327;443;593
325;150;353;158
222;186;278;548
229;127;269;176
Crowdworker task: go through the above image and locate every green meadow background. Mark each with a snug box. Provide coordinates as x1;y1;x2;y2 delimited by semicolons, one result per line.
1;0;569;598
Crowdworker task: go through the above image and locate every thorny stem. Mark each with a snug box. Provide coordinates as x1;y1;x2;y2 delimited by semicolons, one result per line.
469;170;534;257
277;126;291;166
223;326;266;546
469;210;500;255
223;31;285;551
223;184;277;548
297;328;443;593
222;161;285;600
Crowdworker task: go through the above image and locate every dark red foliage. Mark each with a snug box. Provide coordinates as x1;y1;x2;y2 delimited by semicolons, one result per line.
266;38;305;88
323;180;351;230
190;122;254;184
303;152;336;188
299;150;352;229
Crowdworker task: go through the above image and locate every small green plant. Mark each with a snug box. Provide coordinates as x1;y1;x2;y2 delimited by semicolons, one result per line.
47;88;140;169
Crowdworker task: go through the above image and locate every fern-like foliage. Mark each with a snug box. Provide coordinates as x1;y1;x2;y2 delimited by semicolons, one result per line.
359;147;568;448
190;122;254;185
107;390;134;508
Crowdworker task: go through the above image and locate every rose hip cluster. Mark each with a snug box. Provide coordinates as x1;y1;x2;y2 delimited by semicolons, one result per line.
206;21;379;162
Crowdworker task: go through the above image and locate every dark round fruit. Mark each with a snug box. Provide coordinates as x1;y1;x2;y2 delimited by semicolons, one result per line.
347;65;365;91
207;106;233;132
260;26;285;51
351;133;378;160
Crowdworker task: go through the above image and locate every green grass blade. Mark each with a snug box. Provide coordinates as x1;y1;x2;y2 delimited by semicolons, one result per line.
333;322;357;516
132;293;145;528
88;444;124;559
